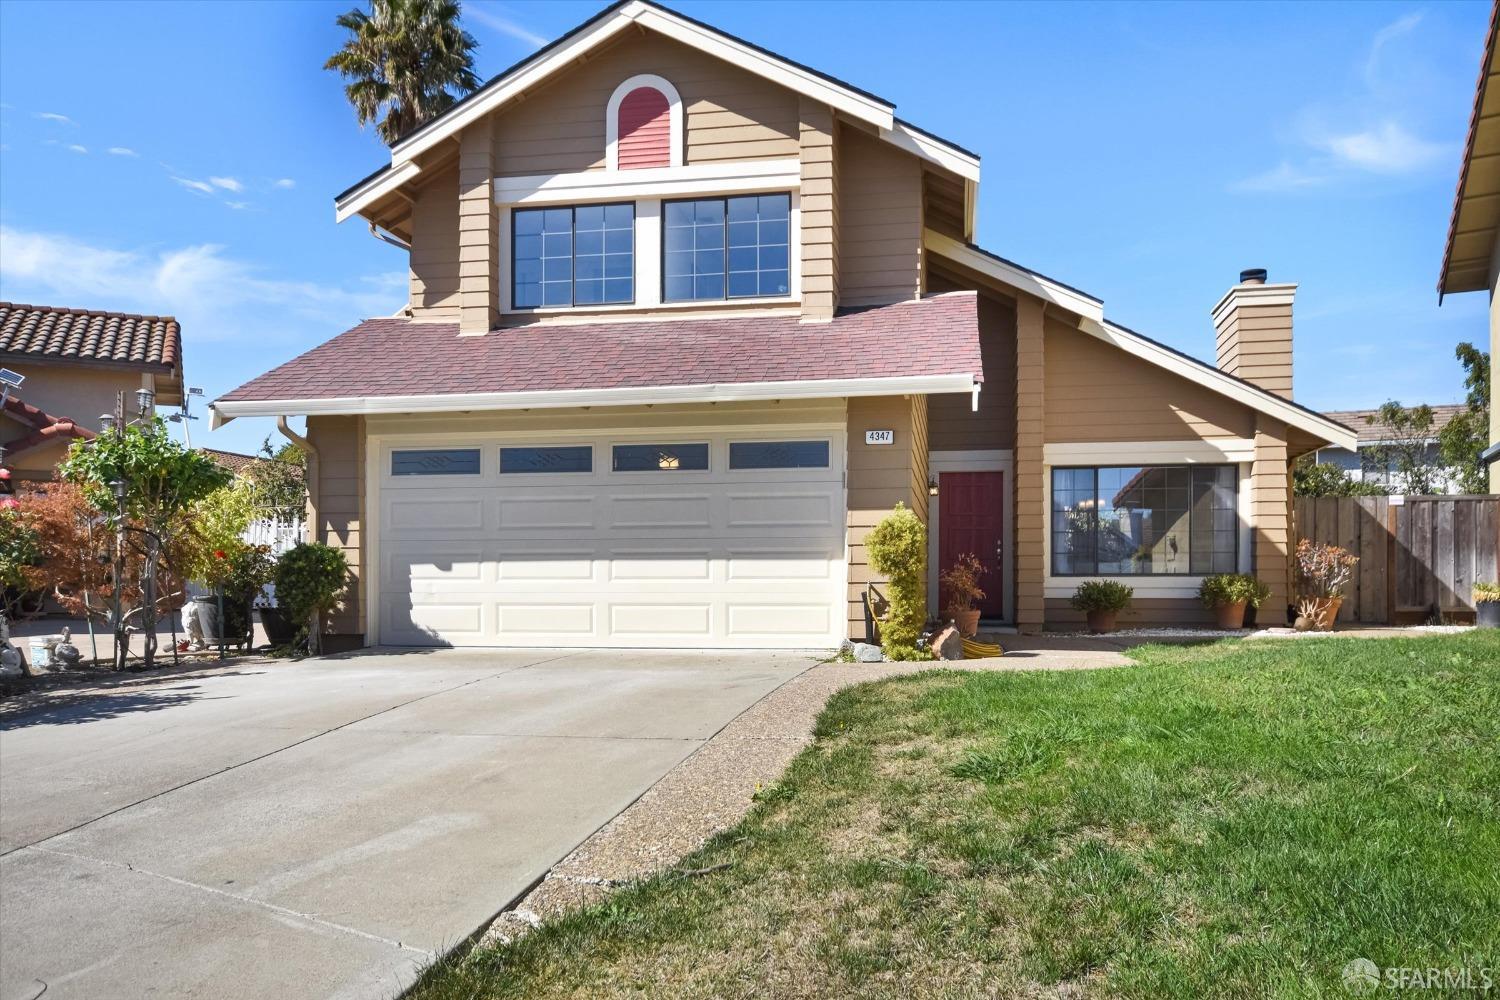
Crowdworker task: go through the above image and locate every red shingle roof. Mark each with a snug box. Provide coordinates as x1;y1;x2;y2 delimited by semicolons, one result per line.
0;301;181;370
0;395;96;461
220;292;982;404
1321;405;1469;447
199;448;260;475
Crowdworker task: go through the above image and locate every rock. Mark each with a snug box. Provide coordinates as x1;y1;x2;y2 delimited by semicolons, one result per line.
838;638;855;658
852;642;884;663
932;626;964;661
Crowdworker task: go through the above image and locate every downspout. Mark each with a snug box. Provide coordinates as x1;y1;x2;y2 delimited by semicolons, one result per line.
277;415;318;544
368;221;411;251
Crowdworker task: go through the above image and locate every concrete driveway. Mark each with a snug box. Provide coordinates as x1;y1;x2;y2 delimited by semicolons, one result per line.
0;648;812;1000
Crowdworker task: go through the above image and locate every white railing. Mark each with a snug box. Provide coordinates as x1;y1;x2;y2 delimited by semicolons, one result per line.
243;512;305;555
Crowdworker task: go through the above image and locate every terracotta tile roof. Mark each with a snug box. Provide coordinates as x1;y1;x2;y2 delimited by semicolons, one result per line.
0;395;95;461
199;448;260;475
220;292;983;404
0;301;181;370
1321;404;1469;447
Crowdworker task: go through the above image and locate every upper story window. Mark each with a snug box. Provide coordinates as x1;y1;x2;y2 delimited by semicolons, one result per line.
663;194;791;302
513;203;635;308
606;74;683;171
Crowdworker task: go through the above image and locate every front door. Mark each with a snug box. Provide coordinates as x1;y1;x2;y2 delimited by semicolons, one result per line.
938;471;1004;618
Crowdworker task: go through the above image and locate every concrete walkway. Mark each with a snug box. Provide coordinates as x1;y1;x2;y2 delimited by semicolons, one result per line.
0;648;813;1000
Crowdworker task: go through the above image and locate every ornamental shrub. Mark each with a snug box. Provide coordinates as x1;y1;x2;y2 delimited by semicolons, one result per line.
273;542;350;654
1197;573;1269;609
864;502;928;661
1069;580;1133;614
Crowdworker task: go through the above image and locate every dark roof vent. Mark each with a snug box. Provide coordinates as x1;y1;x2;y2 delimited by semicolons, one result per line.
1239;268;1268;285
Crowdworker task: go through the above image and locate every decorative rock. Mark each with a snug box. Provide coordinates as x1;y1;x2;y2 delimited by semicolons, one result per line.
852;642;884;663
932;625;964;661
838;638;855;658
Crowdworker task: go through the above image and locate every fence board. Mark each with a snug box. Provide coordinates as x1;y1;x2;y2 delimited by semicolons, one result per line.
1356;496;1387;623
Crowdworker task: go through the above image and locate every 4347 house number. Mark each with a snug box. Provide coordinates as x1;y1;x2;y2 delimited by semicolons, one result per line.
865;430;895;445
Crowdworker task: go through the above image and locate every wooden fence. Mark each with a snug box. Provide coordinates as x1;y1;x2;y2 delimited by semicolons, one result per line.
1292;495;1500;624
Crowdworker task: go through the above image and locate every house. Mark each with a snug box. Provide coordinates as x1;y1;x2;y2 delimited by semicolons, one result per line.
212;0;1356;649
1438;3;1500;493
0;302;185;481
1314;404;1469;493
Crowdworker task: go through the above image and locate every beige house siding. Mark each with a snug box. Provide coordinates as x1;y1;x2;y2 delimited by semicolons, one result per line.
1253;413;1292;618
408;163;460;319
488;31;799;176
306;414;367;650
846;394;929;639
837;126;923;307
459;120;499;334
799;98;839;319
1013;297;1046;632
1045;320;1254;441
1216;302;1293;398
1045;598;1216;629
926;288;1017;452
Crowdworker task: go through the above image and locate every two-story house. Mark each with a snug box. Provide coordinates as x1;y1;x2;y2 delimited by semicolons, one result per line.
213;0;1356;650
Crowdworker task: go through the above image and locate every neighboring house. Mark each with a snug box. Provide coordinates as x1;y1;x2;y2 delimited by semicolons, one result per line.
212;0;1356;648
0;302;185;480
1314;405;1469;493
201;447;261;477
199;447;306;555
1438;3;1500;492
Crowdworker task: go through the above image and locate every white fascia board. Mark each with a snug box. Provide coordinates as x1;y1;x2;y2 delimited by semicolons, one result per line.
388;1;893;169
494;159;801;205
210;373;976;422
1078;317;1358;451
924;230;1105;322
881;122;980;182
1044;439;1257;465
335;160;423;223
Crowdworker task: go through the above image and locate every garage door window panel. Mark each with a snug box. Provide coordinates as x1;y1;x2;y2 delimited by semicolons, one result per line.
729;440;830;470
612;443;710;472
500;446;594;474
391;449;481;476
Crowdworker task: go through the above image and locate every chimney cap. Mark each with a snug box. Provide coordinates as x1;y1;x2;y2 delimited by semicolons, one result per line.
1239;268;1268;285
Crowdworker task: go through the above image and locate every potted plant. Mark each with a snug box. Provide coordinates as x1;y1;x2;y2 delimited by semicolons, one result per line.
273;542;351;655
1070;580;1133;633
939;552;986;637
1198;573;1265;630
1294;539;1359;631
1475;582;1500;629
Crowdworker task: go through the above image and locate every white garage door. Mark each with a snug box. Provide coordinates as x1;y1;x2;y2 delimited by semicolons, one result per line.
373;429;846;648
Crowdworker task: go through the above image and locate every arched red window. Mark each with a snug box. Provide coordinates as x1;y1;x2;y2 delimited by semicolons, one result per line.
616;87;671;169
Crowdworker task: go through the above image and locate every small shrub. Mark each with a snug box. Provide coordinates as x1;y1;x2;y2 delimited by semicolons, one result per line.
938;552;986;618
273;542;350;654
1295;539;1359;599
864;502;928;661
1198;573;1268;609
1474;581;1500;605
1069;580;1133;614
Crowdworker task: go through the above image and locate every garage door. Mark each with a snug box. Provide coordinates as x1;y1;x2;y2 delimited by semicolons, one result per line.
374;430;846;648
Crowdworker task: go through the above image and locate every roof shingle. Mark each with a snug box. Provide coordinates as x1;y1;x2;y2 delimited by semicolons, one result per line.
1321;405;1469;447
219;292;983;405
0;302;181;370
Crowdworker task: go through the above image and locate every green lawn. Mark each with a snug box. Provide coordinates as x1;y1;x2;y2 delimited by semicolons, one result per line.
412;634;1500;999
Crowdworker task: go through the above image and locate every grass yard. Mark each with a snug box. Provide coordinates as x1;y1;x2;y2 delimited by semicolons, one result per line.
412;634;1500;999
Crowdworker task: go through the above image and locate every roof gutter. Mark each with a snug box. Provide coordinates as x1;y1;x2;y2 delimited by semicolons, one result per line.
368;221;411;251
211;373;980;422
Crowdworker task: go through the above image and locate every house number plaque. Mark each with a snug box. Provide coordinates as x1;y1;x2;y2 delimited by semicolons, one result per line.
865;430;895;445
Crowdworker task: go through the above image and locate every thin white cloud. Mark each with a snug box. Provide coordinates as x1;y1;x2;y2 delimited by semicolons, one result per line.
171;176;216;195
1365;12;1422;87
66;144;88;154
209;176;244;193
34;111;74;125
0;226;405;344
1312;120;1449;174
1229;162;1327;194
273;178;296;189
107;146;139;157
466;5;548;48
225;201;251;211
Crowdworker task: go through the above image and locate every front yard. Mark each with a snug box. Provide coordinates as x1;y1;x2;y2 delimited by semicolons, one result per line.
414;634;1500;999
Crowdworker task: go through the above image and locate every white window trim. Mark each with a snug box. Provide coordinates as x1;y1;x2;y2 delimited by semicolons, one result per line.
927;450;1014;624
605;74;683;171
499;185;800;315
1042;449;1253;600
494;160;801;206
1044;439;1257;465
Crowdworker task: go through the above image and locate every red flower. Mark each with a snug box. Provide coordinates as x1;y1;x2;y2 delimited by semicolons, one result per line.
214;549;226;559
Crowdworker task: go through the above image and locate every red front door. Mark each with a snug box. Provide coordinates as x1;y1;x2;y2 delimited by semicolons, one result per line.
938;471;1005;619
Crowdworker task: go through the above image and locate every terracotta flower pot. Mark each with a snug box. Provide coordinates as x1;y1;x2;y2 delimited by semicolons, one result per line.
1086;609;1118;633
1312;597;1342;631
1214;600;1247;630
951;608;981;637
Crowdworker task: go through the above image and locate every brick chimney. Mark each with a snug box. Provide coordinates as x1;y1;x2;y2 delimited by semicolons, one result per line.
1211;268;1296;398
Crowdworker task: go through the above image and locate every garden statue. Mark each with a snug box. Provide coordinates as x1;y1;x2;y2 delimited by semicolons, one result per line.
184;596;219;650
54;627;82;668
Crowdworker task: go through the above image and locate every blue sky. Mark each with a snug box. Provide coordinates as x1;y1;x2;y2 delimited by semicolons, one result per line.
0;0;1489;454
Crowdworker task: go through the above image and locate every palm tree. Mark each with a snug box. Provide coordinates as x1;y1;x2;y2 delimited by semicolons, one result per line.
326;0;481;146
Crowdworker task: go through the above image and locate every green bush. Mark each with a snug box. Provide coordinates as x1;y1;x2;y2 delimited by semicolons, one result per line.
864;502;928;661
273;542;350;654
1069;580;1133;614
1198;573;1270;609
1475;582;1500;605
